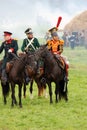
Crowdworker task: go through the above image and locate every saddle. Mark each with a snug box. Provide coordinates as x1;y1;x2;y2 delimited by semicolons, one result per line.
6;61;14;73
53;54;65;70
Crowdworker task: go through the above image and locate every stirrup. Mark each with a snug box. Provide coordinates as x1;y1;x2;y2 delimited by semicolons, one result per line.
64;76;69;82
40;77;46;84
25;77;30;85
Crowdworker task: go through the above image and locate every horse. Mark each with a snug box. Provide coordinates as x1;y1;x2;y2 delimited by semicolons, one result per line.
18;52;47;98
0;54;29;107
0;58;28;105
33;45;68;103
1;52;47;107
0;60;10;104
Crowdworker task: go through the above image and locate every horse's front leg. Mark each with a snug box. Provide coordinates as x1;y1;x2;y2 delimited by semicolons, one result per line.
48;82;53;103
3;95;7;105
23;82;26;98
29;79;33;99
18;84;22;108
11;83;17;107
55;83;59;103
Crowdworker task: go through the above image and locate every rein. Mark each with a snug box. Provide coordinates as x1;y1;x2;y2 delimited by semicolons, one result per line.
10;53;28;67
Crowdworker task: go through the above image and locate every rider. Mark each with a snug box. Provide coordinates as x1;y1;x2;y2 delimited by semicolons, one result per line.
47;27;69;81
21;28;44;82
21;28;40;52
0;31;18;84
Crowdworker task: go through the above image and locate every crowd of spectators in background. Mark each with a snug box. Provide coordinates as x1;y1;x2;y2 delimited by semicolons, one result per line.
62;30;87;49
44;29;87;49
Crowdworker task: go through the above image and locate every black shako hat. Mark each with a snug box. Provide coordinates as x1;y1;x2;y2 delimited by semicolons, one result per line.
25;28;33;34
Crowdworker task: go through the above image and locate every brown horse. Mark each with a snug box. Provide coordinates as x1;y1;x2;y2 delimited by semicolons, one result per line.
0;60;10;104
31;45;68;103
18;52;47;98
0;54;28;107
0;53;46;107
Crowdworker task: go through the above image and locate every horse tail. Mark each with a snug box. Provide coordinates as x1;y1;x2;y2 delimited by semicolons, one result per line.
1;82;10;97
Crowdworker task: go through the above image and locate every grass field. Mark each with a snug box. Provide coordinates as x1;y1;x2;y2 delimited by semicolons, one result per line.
0;46;87;130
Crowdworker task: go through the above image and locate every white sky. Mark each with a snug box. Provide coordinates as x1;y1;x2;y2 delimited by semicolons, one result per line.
0;0;87;38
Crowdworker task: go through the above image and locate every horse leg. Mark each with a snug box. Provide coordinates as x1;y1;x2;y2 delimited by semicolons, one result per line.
55;82;60;103
1;82;10;105
3;95;7;104
48;82;53;103
18;84;22;108
43;84;48;98
40;83;48;98
23;82;26;98
29;79;33;99
1;84;7;104
11;84;15;107
38;84;43;97
63;82;68;101
11;83;17;107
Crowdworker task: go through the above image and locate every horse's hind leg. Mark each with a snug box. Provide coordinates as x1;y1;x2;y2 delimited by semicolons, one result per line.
18;84;22;108
64;82;68;101
11;85;15;107
1;82;10;105
55;84;59;103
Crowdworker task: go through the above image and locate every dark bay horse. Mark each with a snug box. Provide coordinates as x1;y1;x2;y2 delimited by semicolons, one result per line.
24;53;47;98
0;60;10;104
34;45;68;103
0;54;28;107
18;52;47;98
0;53;46;107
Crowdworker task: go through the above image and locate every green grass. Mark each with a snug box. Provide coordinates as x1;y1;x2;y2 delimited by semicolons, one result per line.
0;46;87;130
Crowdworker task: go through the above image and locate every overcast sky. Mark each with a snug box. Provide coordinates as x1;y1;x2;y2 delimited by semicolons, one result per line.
0;0;87;38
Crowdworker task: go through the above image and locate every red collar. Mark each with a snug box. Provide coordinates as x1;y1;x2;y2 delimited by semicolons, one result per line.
6;39;13;44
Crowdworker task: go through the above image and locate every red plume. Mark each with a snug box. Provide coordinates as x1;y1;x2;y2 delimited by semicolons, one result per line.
56;16;62;28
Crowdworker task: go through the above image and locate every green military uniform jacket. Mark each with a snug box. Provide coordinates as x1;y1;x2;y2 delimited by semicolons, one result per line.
0;39;18;69
21;37;40;52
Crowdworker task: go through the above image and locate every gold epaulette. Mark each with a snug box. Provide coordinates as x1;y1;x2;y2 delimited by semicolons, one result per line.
59;39;64;45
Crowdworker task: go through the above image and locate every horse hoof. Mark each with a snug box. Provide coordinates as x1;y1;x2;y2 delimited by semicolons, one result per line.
24;96;26;98
50;101;53;104
4;101;7;105
55;101;58;103
11;104;14;108
65;98;68;102
19;104;22;108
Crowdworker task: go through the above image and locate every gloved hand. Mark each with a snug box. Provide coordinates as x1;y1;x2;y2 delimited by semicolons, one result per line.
24;48;28;53
8;48;14;53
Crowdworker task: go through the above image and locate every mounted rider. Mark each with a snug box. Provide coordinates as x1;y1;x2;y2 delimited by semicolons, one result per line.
21;28;40;52
21;28;44;82
0;31;18;84
46;17;69;81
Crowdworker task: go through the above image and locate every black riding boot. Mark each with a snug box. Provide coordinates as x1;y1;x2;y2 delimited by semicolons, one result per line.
1;69;7;84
